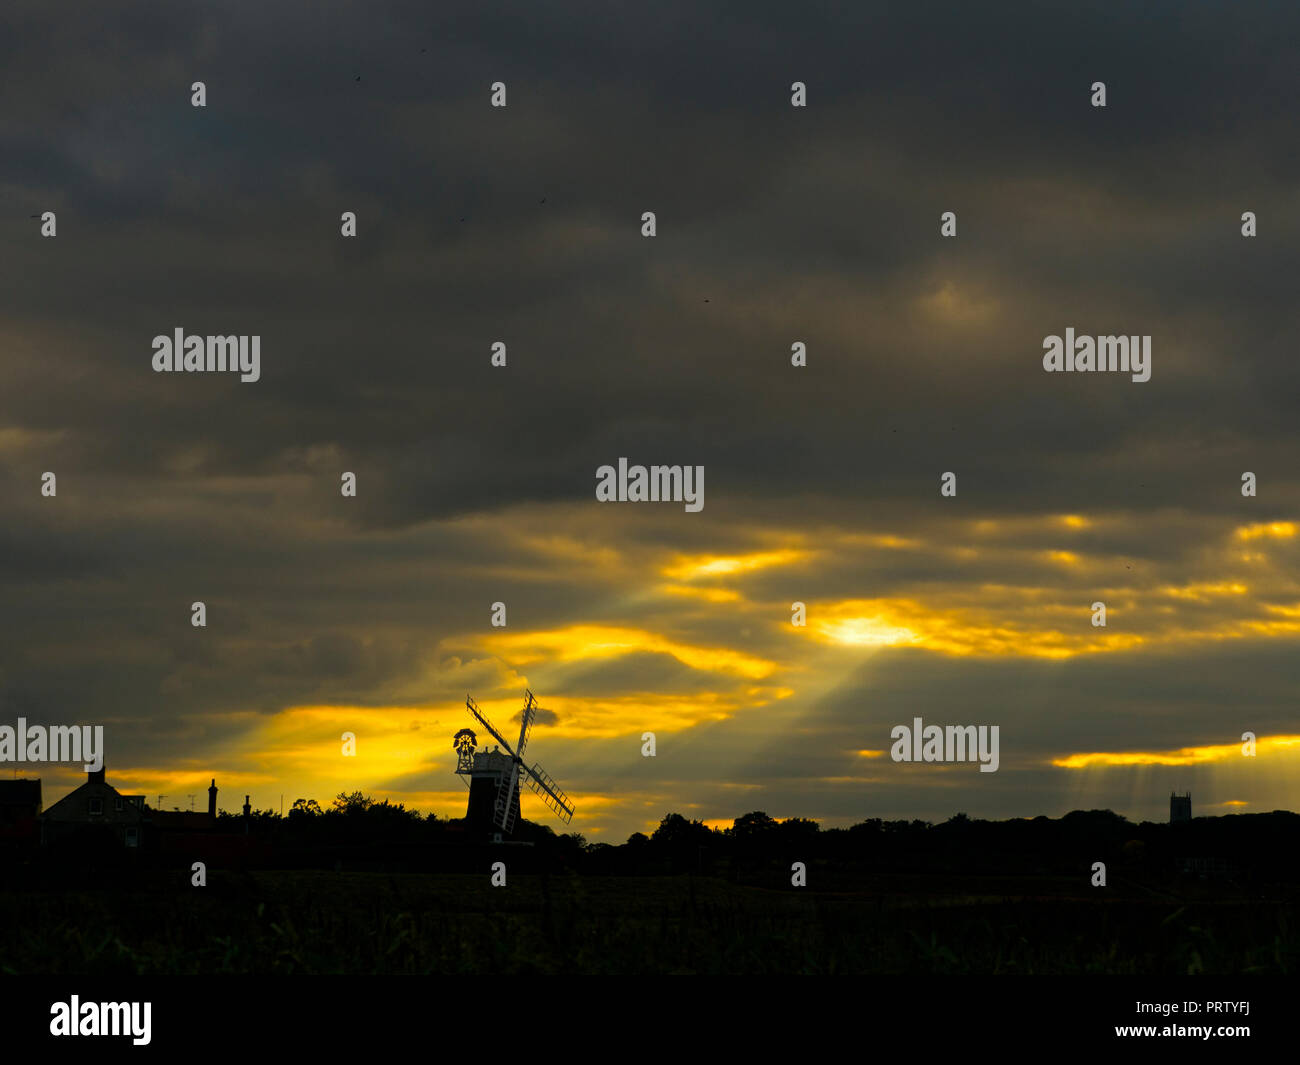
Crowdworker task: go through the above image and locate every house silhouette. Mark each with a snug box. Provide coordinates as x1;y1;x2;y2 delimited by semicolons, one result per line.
40;767;147;849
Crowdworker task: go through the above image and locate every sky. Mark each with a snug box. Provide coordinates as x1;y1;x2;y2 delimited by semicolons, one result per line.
2;1;1299;840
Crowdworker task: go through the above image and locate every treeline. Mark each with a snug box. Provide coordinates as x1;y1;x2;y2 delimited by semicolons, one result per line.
215;797;1300;882
593;808;1300;881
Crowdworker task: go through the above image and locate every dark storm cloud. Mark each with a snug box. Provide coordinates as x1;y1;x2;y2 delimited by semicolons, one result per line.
3;0;1298;521
539;652;723;698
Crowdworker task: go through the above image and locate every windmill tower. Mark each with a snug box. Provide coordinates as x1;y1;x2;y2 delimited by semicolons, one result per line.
455;691;575;840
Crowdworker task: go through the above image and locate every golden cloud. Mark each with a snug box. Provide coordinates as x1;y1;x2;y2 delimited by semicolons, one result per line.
1053;735;1300;768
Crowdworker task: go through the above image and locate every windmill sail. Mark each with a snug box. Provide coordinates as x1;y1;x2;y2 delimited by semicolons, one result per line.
523;762;574;823
515;690;537;759
495;763;521;832
465;695;516;755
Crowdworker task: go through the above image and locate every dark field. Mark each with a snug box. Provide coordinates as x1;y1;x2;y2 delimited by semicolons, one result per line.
1;869;1295;975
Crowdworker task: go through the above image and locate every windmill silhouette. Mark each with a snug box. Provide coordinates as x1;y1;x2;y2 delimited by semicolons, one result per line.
456;691;574;838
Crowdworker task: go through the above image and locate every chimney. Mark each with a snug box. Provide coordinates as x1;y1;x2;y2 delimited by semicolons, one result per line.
88;767;106;785
243;794;251;835
208;778;218;818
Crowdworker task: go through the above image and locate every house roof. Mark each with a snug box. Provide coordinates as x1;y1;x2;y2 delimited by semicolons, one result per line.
40;774;131;819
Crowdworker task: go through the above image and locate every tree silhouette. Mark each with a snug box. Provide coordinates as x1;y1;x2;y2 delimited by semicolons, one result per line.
333;791;374;815
651;812;713;848
777;817;820;847
730;810;777;837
